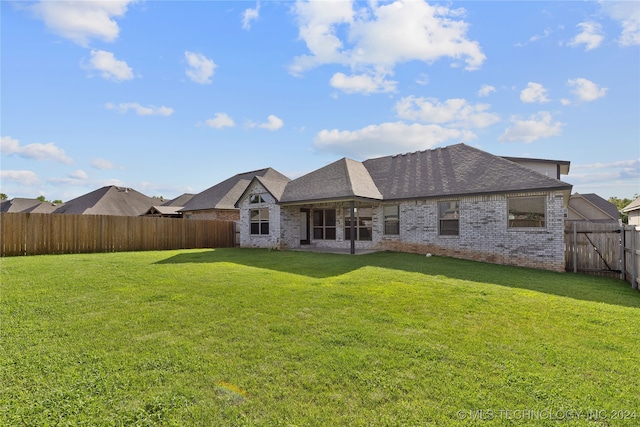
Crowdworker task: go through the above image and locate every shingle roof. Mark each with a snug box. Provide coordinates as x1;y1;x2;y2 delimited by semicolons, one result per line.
363;143;572;200
181;168;289;212
145;206;183;216
576;193;620;220
162;193;195;207
0;198;62;213
280;158;383;204
622;196;640;213
53;186;156;216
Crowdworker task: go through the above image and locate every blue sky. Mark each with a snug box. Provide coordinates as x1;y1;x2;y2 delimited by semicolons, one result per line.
1;0;639;201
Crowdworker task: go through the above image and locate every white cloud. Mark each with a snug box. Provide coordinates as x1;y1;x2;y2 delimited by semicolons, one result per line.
415;73;429;86
561;98;571;106
478;84;496;97
206;113;235;129
530;28;552;42
69;170;88;180
242;2;260;30
1;136;72;163
520;82;550;104
106;102;173;116
568;78;608;102
259;115;284;131
568;22;604;51
395;96;500;129
86;49;134;82
329;72;397;94
0;170;39;186
499;112;564;143
29;0;135;47
184;51;216;84
599;1;640;46
290;0;485;88
91;158;117;170
314;121;475;159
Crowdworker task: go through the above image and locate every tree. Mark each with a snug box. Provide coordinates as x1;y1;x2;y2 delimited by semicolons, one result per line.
36;195;46;202
608;195;638;224
0;193;7;200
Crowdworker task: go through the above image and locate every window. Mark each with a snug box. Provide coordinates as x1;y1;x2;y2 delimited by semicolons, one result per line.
344;206;373;241
250;208;269;234
438;201;459;236
249;194;266;204
384;205;400;235
508;196;545;228
313;209;336;240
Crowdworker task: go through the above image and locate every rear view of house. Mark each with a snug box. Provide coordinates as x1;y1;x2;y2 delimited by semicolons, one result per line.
236;143;572;272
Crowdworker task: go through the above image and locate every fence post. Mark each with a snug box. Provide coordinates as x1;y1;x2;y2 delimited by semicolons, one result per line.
572;221;577;273
620;225;626;282
632;226;638;290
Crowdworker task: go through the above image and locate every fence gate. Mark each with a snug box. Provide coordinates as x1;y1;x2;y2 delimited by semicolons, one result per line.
565;222;622;279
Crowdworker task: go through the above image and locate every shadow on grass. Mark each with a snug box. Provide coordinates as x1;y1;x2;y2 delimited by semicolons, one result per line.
156;248;640;308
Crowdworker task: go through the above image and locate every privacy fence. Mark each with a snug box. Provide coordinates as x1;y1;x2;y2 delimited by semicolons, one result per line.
0;213;235;257
565;222;639;290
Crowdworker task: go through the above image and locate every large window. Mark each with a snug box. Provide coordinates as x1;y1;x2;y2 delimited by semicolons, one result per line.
250;208;269;235
344;206;373;241
508;196;545;228
384;205;400;235
313;209;336;240
438;201;459;236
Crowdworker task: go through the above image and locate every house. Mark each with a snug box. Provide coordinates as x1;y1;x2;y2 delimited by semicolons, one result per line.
236;143;572;272
180;168;289;220
144;193;195;218
567;193;620;224
53;185;156;216
622;197;640;226
0;198;62;213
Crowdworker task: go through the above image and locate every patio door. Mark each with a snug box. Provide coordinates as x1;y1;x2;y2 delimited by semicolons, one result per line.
300;208;310;245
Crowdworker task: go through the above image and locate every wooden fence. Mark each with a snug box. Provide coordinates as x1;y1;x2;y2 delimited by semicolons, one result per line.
0;213;235;257
565;221;639;289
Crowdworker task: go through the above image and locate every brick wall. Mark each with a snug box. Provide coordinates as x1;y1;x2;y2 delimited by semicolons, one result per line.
240;191;567;271
377;192;567;272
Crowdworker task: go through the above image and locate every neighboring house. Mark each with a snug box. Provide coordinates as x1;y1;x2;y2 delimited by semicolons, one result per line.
236;143;572;272
567;193;620;224
622;197;640;226
144;193;195;218
53;186;156;216
0;198;62;213
180;168;289;220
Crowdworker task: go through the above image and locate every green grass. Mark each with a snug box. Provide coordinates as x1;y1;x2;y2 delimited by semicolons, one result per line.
1;249;639;426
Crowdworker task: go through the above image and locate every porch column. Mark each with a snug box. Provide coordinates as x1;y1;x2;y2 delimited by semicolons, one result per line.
350;200;355;255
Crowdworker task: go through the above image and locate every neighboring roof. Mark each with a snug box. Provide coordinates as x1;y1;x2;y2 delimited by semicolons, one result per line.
569;193;619;222
622;196;640;213
363;144;572;201
181;168;290;212
280;158;383;204
53;186;156;216
162;193;195;207
145;206;183;216
0;198;62;213
501;156;570;175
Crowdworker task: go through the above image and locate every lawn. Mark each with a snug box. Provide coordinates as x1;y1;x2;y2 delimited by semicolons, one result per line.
1;249;639;426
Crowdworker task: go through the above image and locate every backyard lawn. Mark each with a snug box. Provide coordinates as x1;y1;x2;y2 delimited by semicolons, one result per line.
1;248;639;426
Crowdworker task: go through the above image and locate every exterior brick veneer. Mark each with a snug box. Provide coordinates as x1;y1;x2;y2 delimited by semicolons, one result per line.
269;191;566;272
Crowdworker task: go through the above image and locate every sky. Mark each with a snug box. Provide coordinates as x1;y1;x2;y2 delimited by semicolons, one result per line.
1;0;639;202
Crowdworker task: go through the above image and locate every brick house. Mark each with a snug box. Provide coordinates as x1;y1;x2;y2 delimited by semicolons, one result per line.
236;144;572;272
